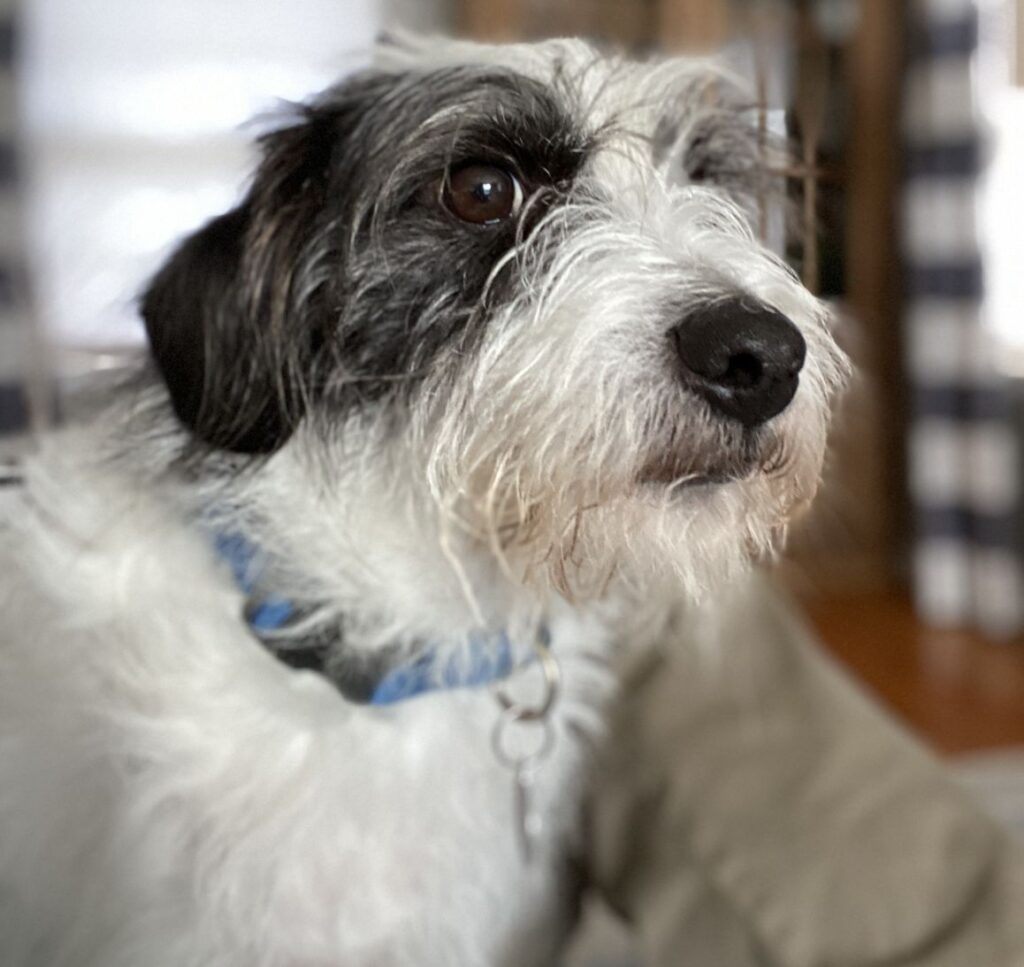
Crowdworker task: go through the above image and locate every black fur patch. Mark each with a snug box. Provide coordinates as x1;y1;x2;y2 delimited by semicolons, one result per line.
142;67;591;454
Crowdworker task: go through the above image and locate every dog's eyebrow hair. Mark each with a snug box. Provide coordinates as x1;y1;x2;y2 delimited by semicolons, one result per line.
361;66;591;177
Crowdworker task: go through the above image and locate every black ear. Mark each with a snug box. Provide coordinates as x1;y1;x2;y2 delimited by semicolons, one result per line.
142;112;339;454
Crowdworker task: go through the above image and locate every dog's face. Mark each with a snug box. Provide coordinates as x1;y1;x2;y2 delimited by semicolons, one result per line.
143;36;848;601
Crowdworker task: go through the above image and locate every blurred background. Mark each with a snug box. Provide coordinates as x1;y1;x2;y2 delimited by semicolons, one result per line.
1;0;1022;846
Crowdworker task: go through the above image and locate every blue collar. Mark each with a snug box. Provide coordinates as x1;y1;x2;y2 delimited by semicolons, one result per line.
214;529;525;705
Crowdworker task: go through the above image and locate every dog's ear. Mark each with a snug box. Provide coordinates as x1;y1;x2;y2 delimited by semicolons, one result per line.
142;111;339;454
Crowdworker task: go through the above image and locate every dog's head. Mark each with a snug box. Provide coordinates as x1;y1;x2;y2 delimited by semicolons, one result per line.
142;36;848;601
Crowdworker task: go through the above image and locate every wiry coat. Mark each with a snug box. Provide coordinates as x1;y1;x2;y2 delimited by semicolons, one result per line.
0;36;847;966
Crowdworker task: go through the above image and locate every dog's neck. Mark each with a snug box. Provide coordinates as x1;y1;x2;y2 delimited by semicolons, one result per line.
211;519;537;704
187;431;557;660
104;398;669;666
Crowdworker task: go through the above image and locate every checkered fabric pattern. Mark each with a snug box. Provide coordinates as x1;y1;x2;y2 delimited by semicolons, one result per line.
0;0;46;454
0;3;25;433
903;0;1023;637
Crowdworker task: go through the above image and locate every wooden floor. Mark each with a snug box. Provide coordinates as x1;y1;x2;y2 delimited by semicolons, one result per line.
803;593;1024;756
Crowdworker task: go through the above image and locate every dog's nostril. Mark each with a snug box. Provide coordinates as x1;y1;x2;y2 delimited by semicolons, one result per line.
672;299;807;427
722;352;763;390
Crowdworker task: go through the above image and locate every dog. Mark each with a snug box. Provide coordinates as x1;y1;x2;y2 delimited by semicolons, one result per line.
0;34;848;967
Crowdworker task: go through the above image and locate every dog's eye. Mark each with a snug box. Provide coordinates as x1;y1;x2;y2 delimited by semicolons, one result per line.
445;164;523;225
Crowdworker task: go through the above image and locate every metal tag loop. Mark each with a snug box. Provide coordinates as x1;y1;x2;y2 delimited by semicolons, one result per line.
490;623;561;863
493;626;560;722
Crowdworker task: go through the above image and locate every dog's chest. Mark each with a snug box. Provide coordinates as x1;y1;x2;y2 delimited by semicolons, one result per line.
0;480;615;967
208;669;596;966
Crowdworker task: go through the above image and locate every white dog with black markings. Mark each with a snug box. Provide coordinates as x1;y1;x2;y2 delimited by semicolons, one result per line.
0;35;847;967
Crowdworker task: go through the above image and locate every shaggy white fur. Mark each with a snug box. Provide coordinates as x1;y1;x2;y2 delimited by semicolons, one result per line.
0;433;622;966
0;35;847;967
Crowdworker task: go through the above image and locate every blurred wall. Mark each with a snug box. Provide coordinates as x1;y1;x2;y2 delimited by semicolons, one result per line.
383;0;454;33
20;0;379;351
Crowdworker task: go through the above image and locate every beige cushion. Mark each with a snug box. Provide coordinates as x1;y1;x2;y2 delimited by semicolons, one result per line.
587;573;1024;966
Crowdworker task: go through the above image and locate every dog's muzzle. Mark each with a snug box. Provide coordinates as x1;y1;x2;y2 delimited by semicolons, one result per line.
672;298;807;427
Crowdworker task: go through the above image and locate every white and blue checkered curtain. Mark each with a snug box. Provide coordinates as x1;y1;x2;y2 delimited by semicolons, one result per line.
1;0;379;454
903;0;1024;638
0;0;35;448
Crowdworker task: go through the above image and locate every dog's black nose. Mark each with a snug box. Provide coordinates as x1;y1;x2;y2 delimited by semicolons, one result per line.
672;299;807;427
